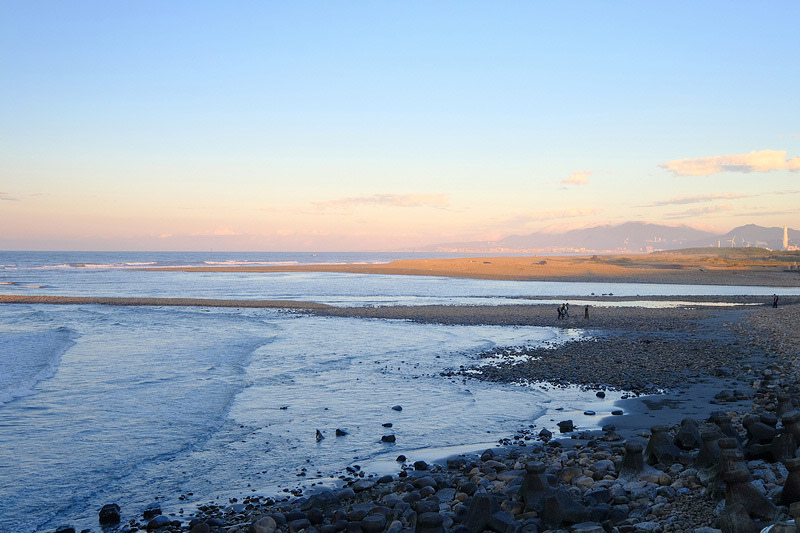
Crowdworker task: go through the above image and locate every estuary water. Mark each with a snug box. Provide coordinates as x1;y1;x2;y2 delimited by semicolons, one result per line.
0;251;796;532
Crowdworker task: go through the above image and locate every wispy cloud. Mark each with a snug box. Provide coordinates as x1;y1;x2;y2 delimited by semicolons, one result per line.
660;150;800;176
665;204;734;219
0;192;19;201
191;226;242;236
504;208;602;226
315;193;449;211
732;208;800;217
561;171;591;186
647;193;750;207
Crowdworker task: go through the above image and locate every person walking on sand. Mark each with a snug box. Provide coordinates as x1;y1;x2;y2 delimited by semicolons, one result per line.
564;303;569;318
584;305;589;320
773;294;779;308
557;304;564;320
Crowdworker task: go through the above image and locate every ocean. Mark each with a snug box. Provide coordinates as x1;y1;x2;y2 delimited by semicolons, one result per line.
0;251;796;532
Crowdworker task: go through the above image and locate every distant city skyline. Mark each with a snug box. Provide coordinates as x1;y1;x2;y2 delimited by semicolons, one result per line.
2;2;799;251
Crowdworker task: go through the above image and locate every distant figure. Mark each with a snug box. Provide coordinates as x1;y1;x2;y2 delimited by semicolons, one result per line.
773;294;779;308
557;305;564;320
584;305;590;320
564;303;569;318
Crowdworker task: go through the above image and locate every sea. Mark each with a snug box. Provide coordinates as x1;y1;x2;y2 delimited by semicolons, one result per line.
1;251;796;533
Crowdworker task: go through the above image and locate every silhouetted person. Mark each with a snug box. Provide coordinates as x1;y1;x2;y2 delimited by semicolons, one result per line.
773;294;779;308
584;305;589;319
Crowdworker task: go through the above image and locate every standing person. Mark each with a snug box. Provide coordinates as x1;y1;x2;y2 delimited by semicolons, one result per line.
584;305;590;320
564;303;569;318
557;304;564;320
773;294;779;308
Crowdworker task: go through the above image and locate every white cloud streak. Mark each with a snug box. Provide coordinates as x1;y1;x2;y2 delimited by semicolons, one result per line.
648;193;750;206
315;193;449;211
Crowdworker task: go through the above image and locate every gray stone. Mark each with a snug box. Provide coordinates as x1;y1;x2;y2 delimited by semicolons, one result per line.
249;516;277;533
190;522;211;533
361;513;387;533
416;511;444;533
146;515;171;531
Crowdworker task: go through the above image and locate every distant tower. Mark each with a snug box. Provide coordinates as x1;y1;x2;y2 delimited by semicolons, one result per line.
784;226;790;250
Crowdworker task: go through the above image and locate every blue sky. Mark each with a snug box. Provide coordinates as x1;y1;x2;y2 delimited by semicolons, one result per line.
2;2;799;250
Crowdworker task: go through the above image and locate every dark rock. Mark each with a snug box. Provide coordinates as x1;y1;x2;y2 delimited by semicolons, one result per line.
674;418;702;450
301;489;340;512
191;522;212;533
381;434;396;443
695;429;724;468
316;429;324;442
722;468;778;522
377;474;394;484
336;428;348;436
557;420;574;433
396;455;407;462
143;505;162;520
541;489;588;527
392;405;403;411
538;428;552;441
781;457;800;506
417;511;444;533
55;527;75;533
289;518;313;533
146;515;171;531
249;516;277;533
459;481;478;496
464;493;500;532
595;391;606;398
517;462;551;511
771;432;797;463
487;510;518;532
306;508;324;525
382;423;393;428
618;441;646;479
285;510;307;522
719;502;760;533
644;425;681;466
361;513;387;533
743;415;777;445
99;503;121;525
413;460;428;471
413;499;440;514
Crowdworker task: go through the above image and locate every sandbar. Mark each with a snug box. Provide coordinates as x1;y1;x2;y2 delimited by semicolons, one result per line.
143;252;800;286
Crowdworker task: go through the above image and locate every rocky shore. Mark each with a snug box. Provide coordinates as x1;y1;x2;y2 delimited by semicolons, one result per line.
57;300;800;533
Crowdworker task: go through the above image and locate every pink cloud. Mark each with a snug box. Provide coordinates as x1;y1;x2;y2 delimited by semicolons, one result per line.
660;150;800;176
561;171;591;186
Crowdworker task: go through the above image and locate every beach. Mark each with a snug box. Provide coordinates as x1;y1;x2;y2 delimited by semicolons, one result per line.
3;254;800;532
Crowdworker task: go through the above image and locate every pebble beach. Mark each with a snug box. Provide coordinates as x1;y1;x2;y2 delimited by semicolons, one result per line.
48;295;800;533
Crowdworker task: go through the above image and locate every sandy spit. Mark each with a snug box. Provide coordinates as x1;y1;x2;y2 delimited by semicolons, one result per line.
143;254;800;286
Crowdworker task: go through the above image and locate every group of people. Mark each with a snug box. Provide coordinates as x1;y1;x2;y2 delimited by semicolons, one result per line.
557;303;590;320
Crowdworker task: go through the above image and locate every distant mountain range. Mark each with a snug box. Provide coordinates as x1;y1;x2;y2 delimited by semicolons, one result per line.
425;222;799;253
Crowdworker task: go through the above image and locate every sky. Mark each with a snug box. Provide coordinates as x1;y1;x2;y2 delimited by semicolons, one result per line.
1;2;799;251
